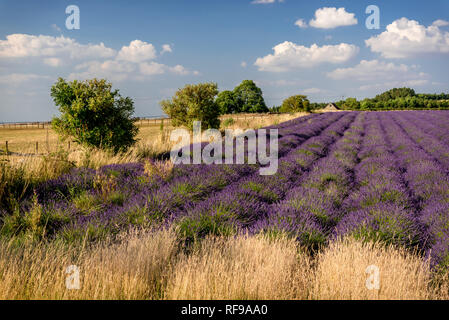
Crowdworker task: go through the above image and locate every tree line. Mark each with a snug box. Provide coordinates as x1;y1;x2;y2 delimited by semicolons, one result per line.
334;88;449;111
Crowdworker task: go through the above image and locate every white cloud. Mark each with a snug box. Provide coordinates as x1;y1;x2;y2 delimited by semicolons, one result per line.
251;0;276;4
255;41;359;72
69;60;136;81
161;44;172;54
169;64;189;75
140;61;166;75
241;61;247;68
303;88;323;94
0;34;115;59
432;19;449;27
51;24;62;33
294;19;307;29
366;18;449;58
139;62;197;76
309;7;357;29
327;59;430;91
43;57;63;67
327;60;417;81
0;34;199;83
116;40;156;62
0;73;50;84
359;79;429;91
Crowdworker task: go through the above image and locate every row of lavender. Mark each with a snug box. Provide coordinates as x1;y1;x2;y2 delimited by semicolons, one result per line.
8;112;345;240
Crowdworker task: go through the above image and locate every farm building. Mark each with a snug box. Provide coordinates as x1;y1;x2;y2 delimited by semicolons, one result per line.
323;103;340;111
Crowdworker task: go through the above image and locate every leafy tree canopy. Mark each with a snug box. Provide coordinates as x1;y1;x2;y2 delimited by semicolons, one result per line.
232;80;268;113
216;90;240;114
51;78;138;153
160;82;220;131
279;95;310;113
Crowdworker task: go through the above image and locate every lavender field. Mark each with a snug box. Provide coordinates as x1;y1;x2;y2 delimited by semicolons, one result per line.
2;110;448;276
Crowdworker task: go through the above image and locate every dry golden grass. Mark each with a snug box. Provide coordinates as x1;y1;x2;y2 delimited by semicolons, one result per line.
0;233;448;300
165;234;311;300
0;229;178;300
312;238;432;300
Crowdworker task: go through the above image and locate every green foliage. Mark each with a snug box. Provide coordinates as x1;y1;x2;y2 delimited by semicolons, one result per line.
222;118;235;127
160;82;220;131
232;80;269;113
279;95;310;113
342;97;360;110
51;78;138;153
216;90;240;114
373;87;416;102
331;87;449;111
176;210;236;243
269;105;281;113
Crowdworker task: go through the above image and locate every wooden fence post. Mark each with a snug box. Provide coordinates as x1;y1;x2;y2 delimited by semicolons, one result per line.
35;142;38;154
5;141;9;155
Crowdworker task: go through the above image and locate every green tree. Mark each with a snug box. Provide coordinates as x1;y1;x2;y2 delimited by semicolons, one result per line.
232;80;268;113
215;90;239;114
374;87;416;102
343;97;360;110
279;95;310;113
51;78;138;153
160;82;220;131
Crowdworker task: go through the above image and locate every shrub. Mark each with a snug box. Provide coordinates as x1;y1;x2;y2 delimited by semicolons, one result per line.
51;78;139;153
279;95;310;113
160;82;220;131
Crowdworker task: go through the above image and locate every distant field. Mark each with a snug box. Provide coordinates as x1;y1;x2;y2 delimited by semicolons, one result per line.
0;112;306;155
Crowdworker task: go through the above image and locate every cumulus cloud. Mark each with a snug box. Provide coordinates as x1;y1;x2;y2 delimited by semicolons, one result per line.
309;7;357;29
432;19;449;27
251;0;279;4
0;34;198;82
254;41;359;72
327;59;429;91
139;62;197;76
241;61;247;67
327;60;416;81
139;61;166;75
303;88;323;94
51;24;62;33
0;73;51;84
294;19;307;29
359;79;429;91
43;57;63;67
116;40;156;62
161;44;172;54
366;18;449;58
69;60;136;81
0;34;116;59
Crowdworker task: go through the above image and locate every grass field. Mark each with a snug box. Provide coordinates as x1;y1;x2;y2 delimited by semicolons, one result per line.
0;112;306;157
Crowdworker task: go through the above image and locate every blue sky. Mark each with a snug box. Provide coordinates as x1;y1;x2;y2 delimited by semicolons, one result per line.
1;0;449;121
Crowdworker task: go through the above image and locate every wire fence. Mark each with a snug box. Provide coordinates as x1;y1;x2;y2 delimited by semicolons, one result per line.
0;113;274;130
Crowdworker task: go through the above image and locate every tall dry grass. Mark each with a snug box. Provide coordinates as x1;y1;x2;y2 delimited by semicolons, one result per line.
312;238;433;300
0;233;448;300
165;234;311;300
0;229;178;299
